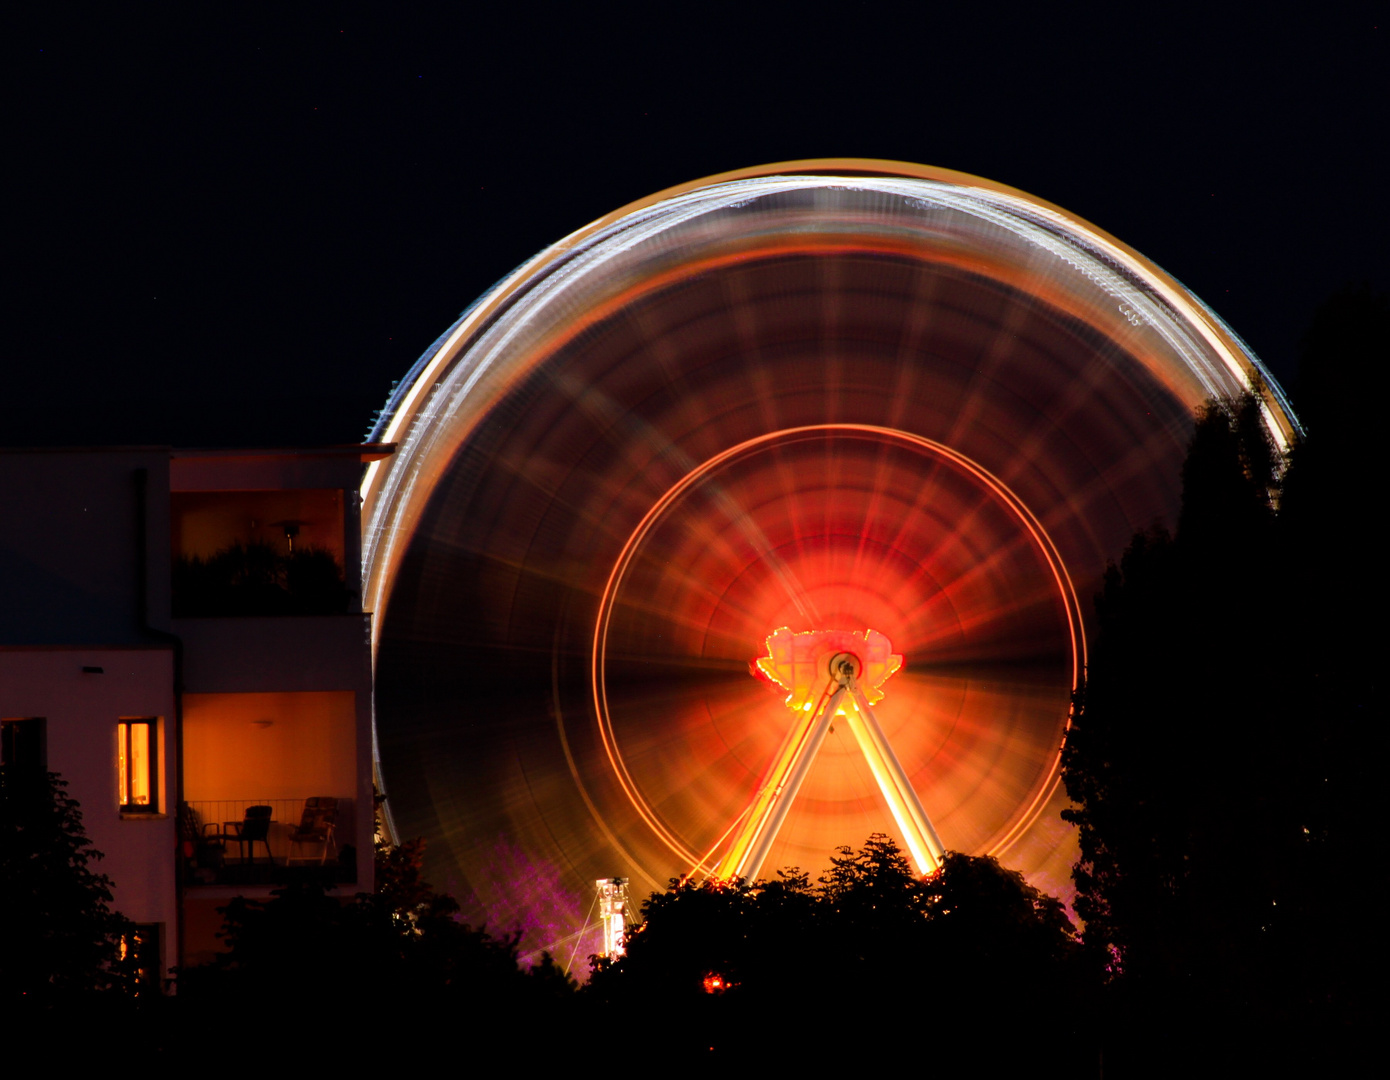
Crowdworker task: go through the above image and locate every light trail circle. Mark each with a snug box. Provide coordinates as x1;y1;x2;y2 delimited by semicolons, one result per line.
589;424;1087;877
362;159;1300;949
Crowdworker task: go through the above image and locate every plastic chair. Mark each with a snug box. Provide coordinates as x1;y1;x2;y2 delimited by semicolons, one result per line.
287;797;339;865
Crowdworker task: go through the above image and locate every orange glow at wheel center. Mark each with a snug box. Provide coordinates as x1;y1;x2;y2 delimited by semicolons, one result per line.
589;423;1087;877
751;627;902;714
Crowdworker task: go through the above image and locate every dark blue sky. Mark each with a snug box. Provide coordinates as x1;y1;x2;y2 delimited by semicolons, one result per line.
9;3;1386;447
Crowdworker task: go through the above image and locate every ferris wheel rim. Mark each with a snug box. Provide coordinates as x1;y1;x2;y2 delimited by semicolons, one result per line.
364;160;1302;913
360;161;1297;667
587;422;1087;877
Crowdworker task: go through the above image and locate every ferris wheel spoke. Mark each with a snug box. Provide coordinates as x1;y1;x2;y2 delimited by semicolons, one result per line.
841;683;945;875
712;680;846;881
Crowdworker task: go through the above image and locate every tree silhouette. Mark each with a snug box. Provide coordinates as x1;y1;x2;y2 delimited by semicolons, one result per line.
1063;291;1385;1066
1272;286;1383;1043
0;768;136;1008
1063;394;1293;1054
176;835;576;1064
588;836;1093;1071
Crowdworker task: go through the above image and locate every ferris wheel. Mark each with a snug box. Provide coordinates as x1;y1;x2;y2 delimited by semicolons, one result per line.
361;161;1298;952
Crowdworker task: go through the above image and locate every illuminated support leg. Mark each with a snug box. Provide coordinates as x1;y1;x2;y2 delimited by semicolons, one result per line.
713;633;944;882
843;681;945;875
711;683;848;881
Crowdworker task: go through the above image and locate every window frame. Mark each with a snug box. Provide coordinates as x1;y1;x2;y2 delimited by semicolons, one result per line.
117;719;159;813
1;717;47;773
119;923;163;994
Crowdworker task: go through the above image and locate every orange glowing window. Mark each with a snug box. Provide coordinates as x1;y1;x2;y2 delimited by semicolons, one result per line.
118;924;161;993
117;720;157;812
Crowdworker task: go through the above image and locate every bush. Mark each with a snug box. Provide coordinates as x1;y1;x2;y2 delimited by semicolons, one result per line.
172;541;349;615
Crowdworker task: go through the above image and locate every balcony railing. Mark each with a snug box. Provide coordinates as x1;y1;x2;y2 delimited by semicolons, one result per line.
181;797;356;886
172;543;350;616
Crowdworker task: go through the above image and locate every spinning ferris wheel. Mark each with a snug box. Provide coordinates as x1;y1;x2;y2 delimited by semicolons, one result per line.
360;161;1298;950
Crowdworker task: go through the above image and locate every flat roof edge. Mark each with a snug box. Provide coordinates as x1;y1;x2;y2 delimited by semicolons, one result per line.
1;443;396;461
171;443;396;461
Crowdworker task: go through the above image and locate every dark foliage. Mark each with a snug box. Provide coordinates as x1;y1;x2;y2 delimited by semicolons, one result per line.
587;836;1095;1072
1063;291;1385;1070
175;835;576;1064
1062;396;1285;1009
0;768;137;1009
172;541;349;616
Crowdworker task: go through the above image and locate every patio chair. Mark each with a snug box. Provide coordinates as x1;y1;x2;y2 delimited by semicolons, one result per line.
287;797;338;865
177;802;226;868
223;804;275;863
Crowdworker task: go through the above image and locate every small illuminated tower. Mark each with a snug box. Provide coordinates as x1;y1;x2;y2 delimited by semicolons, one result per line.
595;877;631;959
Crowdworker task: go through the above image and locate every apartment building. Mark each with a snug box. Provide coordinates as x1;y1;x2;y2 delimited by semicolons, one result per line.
0;443;392;983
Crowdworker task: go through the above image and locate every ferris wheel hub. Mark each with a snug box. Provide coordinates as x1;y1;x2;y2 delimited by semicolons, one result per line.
827;651;862;685
709;625;944;883
751;627;902;713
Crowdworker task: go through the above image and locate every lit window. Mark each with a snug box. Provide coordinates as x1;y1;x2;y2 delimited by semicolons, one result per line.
119;924;162;994
117;720;157;812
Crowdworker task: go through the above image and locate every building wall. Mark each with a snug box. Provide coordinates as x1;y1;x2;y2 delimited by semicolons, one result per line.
183;690;356;800
0;646;178;979
2;444;388;978
0;448;172;643
175;615;372;690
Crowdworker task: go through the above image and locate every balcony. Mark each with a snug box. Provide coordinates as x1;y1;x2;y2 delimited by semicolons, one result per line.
180;690;361;887
170;488;353;618
181;797;357;887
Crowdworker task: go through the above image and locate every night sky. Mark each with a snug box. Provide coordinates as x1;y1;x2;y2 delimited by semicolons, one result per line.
9;4;1386;449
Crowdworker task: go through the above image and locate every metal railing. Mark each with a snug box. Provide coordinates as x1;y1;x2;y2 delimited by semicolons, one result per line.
184;797;351;864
